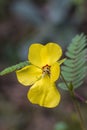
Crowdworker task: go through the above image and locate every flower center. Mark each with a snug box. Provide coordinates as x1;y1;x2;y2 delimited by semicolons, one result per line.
42;64;51;77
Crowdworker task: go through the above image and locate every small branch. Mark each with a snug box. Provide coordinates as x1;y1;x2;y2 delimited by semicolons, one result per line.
74;92;87;104
60;73;86;130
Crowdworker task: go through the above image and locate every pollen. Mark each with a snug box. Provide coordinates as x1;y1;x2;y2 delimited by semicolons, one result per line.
42;64;51;77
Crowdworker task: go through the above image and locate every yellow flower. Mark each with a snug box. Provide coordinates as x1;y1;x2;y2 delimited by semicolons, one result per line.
16;43;62;108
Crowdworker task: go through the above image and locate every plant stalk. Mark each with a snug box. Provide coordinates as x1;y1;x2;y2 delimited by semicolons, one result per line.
60;73;86;130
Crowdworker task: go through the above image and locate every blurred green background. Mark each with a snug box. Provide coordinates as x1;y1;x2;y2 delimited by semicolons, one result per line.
0;0;87;130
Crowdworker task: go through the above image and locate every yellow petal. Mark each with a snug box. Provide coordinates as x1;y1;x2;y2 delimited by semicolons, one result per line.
16;65;42;86
45;43;62;65
28;43;44;67
27;76;61;108
50;62;60;82
28;43;62;67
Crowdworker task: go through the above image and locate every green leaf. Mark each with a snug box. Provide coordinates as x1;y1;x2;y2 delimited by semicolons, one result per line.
64;58;86;67
58;82;68;90
0;61;30;76
54;122;68;130
59;33;87;90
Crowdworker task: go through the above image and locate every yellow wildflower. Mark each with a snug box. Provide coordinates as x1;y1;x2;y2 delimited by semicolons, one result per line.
16;43;62;108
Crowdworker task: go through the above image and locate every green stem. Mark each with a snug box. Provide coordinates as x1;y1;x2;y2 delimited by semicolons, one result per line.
72;96;86;130
60;73;86;130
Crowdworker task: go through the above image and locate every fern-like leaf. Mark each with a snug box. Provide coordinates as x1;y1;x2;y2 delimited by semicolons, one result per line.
58;33;87;90
0;61;30;76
